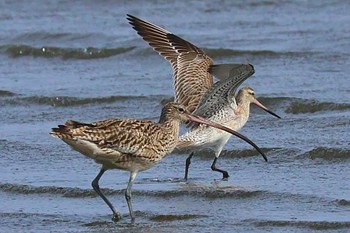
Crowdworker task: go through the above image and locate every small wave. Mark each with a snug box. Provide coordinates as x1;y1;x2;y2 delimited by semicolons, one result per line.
175;184;263;199
0;95;167;107
202;48;310;59
149;214;206;222
336;199;350;206
3;45;135;59
205;48;278;58
221;148;274;159
83;220;117;227
0;90;16;97
14;31;97;41
304;147;350;160
258;96;350;114
1;183;342;206
0;183;263;199
249;219;350;230
286;99;350;114
135;47;310;59
257;96;292;107
0;212;72;223
176;148;273;159
0;183;117;197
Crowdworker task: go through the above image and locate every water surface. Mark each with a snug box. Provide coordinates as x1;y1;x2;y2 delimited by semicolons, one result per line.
1;1;350;232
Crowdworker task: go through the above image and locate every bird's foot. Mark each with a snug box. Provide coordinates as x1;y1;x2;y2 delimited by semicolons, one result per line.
111;212;122;222
222;172;230;179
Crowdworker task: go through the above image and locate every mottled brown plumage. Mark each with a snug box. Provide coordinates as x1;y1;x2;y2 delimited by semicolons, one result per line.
52;116;179;171
51;102;189;222
127;14;214;113
51;102;253;223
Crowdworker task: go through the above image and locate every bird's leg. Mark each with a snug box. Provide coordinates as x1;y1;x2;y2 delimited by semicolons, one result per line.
125;171;137;224
211;157;229;179
184;152;194;180
91;168;122;222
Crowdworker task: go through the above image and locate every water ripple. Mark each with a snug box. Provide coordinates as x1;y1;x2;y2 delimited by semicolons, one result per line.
0;95;169;107
0;182;263;199
286;99;350;114
304;147;350;160
0;90;16;97
248;219;350;230
3;45;135;59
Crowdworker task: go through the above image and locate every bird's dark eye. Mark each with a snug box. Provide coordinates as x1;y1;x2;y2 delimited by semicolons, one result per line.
250;92;255;96
178;107;185;113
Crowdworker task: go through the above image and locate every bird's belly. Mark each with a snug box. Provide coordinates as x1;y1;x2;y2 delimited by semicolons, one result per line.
63;139;162;172
100;158;157;172
63;139;104;159
179;126;232;149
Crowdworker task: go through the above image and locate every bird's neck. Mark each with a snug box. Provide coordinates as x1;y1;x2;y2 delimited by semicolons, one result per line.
157;116;181;155
235;95;251;124
158;112;181;137
164;120;180;136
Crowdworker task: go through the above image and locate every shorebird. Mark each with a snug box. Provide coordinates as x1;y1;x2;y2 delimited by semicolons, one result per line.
127;15;281;179
50;102;266;222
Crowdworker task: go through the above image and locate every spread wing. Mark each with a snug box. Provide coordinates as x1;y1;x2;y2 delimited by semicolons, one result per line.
127;14;214;112
193;64;255;118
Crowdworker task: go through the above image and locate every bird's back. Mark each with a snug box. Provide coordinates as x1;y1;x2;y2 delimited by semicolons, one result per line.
51;118;179;171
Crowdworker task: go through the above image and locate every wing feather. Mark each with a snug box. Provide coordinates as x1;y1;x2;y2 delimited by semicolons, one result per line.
52;118;157;155
127;14;214;112
193;64;255;118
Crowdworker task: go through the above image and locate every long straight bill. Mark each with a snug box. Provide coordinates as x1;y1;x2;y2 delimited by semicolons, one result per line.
187;114;268;162
253;99;281;119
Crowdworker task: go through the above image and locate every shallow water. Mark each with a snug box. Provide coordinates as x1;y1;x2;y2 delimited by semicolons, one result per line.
1;0;350;232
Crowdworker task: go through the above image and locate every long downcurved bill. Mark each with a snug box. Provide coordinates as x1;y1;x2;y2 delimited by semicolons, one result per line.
187;114;268;162
253;99;281;119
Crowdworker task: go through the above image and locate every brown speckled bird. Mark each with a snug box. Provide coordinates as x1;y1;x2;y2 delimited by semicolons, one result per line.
50;102;261;223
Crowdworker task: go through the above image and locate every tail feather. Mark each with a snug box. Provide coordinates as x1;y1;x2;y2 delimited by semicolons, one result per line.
64;120;93;129
50;120;90;139
50;125;72;139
